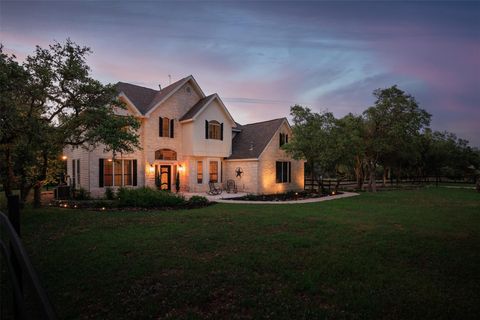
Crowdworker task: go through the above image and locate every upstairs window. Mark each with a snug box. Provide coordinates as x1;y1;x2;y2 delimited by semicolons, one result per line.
155;149;177;161
279;133;289;147
205;120;223;140
159;117;175;138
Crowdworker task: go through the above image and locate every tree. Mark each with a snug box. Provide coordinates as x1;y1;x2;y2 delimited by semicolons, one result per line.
283;105;337;192
0;40;141;206
363;85;431;191
334;113;366;189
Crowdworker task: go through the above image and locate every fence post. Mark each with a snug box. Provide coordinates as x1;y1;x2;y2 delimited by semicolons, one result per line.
8;195;23;320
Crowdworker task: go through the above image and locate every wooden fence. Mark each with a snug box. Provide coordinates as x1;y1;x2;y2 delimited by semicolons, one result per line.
304;177;474;191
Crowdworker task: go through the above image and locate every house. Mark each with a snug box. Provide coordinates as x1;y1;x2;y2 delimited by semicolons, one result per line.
63;75;304;197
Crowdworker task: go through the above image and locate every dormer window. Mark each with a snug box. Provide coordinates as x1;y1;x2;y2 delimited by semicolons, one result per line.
279;133;288;147
205;120;223;140
159;117;174;138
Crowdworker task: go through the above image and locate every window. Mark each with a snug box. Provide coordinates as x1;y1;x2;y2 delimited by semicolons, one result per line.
209;161;218;183
123;160;133;186
159;117;174;138
279;133;289;147
276;161;291;183
205;120;223;140
197;161;203;184
101;159;136;187
104;160;113;187
155;149;177;160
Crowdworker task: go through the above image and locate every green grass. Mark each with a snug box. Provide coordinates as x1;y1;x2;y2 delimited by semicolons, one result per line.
21;188;480;319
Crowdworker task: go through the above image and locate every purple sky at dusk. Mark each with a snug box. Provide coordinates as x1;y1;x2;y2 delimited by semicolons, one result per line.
1;1;479;146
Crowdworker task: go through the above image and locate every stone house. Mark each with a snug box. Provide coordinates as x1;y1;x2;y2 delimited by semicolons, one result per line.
64;75;304;197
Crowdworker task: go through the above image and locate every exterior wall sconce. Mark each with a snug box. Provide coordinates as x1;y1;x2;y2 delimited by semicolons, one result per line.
178;164;184;173
61;155;67;161
148;164;155;174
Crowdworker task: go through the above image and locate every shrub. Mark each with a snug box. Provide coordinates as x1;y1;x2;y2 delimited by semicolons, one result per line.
104;187;116;200
188;195;209;206
75;187;90;200
117;187;186;208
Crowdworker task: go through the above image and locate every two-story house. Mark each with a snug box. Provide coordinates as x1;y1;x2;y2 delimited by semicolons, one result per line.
64;75;304;197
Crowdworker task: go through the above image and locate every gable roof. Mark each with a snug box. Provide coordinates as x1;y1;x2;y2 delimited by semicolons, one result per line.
228;118;287;160
116;82;158;115
179;93;236;125
115;75;205;116
179;94;216;121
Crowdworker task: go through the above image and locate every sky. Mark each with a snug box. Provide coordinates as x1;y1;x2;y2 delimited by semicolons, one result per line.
1;0;479;146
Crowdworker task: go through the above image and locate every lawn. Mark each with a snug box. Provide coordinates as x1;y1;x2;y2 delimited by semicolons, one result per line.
21;188;480;319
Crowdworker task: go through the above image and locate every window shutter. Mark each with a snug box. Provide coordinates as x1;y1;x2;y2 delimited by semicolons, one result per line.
286;134;289;144
220;123;224;141
132;160;138;186
170;119;174;138
99;159;104;187
159;117;163;137
288;162;292;183
205;120;209;139
279;133;283;147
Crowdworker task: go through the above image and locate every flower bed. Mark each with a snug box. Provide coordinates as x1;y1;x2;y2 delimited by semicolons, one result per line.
50;187;211;210
223;190;342;202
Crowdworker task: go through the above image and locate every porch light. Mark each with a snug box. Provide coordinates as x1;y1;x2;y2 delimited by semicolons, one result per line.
61;155;67;161
107;158;113;162
148;164;155;174
178;165;184;172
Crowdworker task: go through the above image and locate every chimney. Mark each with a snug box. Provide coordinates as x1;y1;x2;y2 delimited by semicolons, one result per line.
158;84;162;90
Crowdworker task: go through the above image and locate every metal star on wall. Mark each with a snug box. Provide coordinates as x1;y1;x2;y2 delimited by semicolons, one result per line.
235;167;244;178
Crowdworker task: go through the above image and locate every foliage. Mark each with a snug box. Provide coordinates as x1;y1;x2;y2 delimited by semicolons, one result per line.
116;187;186;208
21;188;480;319
74;187;90;200
104;187;116;200
0;40;141;206
187;195;209;206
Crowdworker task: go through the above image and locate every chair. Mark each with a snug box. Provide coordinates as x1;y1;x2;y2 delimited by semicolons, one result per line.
226;179;238;193
207;181;222;195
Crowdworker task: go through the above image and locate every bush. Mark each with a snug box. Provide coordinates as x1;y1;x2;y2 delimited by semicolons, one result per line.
188;195;209;206
104;187;116;200
117;187;186;208
74;187;90;200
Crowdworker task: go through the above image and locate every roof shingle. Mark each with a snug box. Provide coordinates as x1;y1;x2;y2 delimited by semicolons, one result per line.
228;118;286;160
115;76;188;115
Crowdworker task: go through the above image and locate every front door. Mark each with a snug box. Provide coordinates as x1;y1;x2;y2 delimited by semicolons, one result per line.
159;165;171;191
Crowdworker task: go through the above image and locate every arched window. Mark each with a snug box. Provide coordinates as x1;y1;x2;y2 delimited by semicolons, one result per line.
155;149;177;160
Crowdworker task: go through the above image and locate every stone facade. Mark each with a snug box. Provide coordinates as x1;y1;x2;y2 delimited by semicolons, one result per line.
63;76;304;197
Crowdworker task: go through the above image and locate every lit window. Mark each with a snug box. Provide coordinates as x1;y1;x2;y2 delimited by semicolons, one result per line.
102;159;135;187
197;161;203;184
155;149;177;160
209;161;218;183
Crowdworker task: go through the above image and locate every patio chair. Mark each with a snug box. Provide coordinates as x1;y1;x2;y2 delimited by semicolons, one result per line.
226;179;238;193
207;181;222;195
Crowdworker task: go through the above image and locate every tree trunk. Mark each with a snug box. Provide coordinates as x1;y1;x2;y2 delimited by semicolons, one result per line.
2;147;15;197
354;155;364;190
382;167;388;187
369;161;377;192
33;183;42;208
